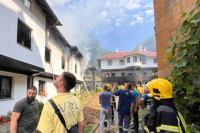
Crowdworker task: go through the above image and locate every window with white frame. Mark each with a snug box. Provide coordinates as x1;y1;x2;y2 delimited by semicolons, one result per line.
133;56;137;62
127;57;130;63
142;59;146;64
17;19;32;49
108;60;112;66
119;60;125;65
0;75;12;99
154;58;157;63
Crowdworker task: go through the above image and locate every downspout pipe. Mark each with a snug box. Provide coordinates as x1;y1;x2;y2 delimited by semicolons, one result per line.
29;72;46;86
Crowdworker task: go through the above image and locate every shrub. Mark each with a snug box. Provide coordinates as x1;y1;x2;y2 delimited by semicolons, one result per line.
38;102;44;116
0;111;12;123
166;0;200;130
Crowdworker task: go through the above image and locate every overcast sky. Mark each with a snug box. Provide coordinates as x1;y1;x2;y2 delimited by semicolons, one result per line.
47;0;155;52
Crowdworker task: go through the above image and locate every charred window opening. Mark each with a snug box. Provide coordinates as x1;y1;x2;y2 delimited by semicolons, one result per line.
17;19;32;49
45;47;51;63
62;56;65;69
39;80;45;95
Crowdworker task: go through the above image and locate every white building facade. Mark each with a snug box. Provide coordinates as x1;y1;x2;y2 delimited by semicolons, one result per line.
0;0;83;115
97;50;158;84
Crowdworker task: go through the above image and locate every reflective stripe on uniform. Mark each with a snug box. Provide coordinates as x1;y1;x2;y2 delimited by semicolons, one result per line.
118;126;123;128
123;128;129;131
178;112;188;133
177;117;183;133
156;124;180;132
144;126;154;133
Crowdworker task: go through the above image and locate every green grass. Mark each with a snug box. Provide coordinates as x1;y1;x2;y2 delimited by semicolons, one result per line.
84;126;94;133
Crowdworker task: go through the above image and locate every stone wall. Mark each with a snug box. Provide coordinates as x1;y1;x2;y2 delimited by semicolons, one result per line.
153;0;196;78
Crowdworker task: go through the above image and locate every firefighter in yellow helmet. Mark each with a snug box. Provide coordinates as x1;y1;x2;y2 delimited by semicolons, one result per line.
144;78;187;133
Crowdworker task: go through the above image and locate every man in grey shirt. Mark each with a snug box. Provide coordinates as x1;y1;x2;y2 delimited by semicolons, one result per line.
99;85;113;133
10;86;38;133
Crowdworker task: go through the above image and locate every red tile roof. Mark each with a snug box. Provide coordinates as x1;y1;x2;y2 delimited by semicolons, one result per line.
98;50;157;60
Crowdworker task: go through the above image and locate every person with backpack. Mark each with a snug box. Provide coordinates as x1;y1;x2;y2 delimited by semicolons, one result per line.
144;78;187;133
37;72;85;133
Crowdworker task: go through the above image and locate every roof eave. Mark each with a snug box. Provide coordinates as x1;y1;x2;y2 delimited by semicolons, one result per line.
35;0;62;26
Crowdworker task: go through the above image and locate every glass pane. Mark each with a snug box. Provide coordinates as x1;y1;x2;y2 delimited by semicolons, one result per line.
1;77;12;99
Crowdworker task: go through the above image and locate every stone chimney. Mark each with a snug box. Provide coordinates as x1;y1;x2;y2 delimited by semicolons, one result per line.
116;45;119;53
144;47;147;51
139;44;142;51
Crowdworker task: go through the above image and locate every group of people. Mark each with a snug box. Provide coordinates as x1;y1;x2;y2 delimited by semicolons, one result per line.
10;72;85;133
9;71;188;133
99;79;188;133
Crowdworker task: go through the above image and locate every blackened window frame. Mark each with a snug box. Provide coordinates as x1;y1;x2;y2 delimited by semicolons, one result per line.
0;75;12;99
39;80;45;95
17;19;32;50
62;56;65;69
45;47;51;63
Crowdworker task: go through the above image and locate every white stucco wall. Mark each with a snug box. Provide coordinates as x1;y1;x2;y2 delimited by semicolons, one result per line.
44;34;68;76
0;71;27;115
100;55;157;70
141;56;157;68
69;55;83;81
0;0;46;68
143;70;153;76
34;77;57;103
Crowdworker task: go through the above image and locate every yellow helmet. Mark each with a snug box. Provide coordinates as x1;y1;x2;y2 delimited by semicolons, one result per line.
146;78;173;99
106;84;111;89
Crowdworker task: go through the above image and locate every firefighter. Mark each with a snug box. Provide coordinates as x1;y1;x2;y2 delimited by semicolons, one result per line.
144;78;187;133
